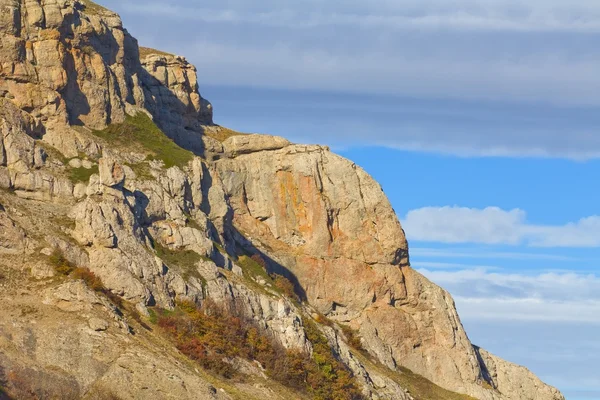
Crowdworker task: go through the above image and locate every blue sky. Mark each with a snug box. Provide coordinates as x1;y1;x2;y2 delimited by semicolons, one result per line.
100;1;600;398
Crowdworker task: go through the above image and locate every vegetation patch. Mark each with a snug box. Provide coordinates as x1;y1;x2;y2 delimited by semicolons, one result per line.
68;165;99;183
236;255;298;301
126;162;154;181
80;0;111;14
155;243;209;282
139;47;175;58
395;367;479;400
36;141;68;165
91;113;194;169
184;213;203;231
204;126;244;142
301;317;365;400
340;324;364;352
49;248;76;275
154;301;364;399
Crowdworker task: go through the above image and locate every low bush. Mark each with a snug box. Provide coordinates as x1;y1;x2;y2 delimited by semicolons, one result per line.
340;324;364;351
71;267;104;292
49;249;76;275
154;301;364;400
273;274;297;300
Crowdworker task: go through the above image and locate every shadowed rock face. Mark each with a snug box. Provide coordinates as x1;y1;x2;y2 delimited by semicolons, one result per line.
0;1;564;400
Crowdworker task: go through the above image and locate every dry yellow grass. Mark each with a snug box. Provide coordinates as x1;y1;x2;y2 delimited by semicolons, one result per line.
203;125;245;142
139;46;175;58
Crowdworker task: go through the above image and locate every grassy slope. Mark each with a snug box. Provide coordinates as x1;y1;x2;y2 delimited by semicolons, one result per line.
79;0;110;14
139;47;175;58
91;113;194;168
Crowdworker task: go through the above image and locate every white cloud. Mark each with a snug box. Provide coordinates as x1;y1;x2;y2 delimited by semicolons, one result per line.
403;206;600;247
418;267;600;323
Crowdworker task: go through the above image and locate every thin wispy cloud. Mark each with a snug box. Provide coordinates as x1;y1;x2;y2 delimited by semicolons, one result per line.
419;268;600;323
403;206;600;247
410;247;579;261
413;261;503;270
121;1;600;33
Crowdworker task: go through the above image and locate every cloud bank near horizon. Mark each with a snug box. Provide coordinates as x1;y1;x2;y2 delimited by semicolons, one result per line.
402;206;600;247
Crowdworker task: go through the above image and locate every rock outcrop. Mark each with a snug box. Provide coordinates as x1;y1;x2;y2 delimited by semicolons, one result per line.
0;0;212;157
0;1;564;400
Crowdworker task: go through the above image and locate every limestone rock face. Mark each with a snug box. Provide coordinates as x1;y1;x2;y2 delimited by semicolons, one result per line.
0;2;564;400
98;156;125;187
214;137;564;400
0;207;26;253
141;51;213;134
222;134;291;156
475;347;565;400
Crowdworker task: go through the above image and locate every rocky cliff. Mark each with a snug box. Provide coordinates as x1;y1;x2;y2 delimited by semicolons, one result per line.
0;1;564;400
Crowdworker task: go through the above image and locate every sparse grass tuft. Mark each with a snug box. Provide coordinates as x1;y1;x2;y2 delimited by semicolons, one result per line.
395;367;479;400
91;113;194;169
352;349;479;400
236;255;271;284
36;141;68;165
126;162;154;181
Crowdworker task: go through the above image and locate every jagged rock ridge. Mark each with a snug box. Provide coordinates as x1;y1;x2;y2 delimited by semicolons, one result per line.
0;1;564;400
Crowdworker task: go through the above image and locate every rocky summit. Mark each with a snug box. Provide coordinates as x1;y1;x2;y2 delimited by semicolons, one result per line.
0;1;564;400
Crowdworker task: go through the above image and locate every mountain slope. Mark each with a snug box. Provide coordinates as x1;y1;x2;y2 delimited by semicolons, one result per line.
0;1;564;399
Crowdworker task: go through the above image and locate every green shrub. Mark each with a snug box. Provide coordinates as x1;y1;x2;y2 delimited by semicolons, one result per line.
48;249;75;275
